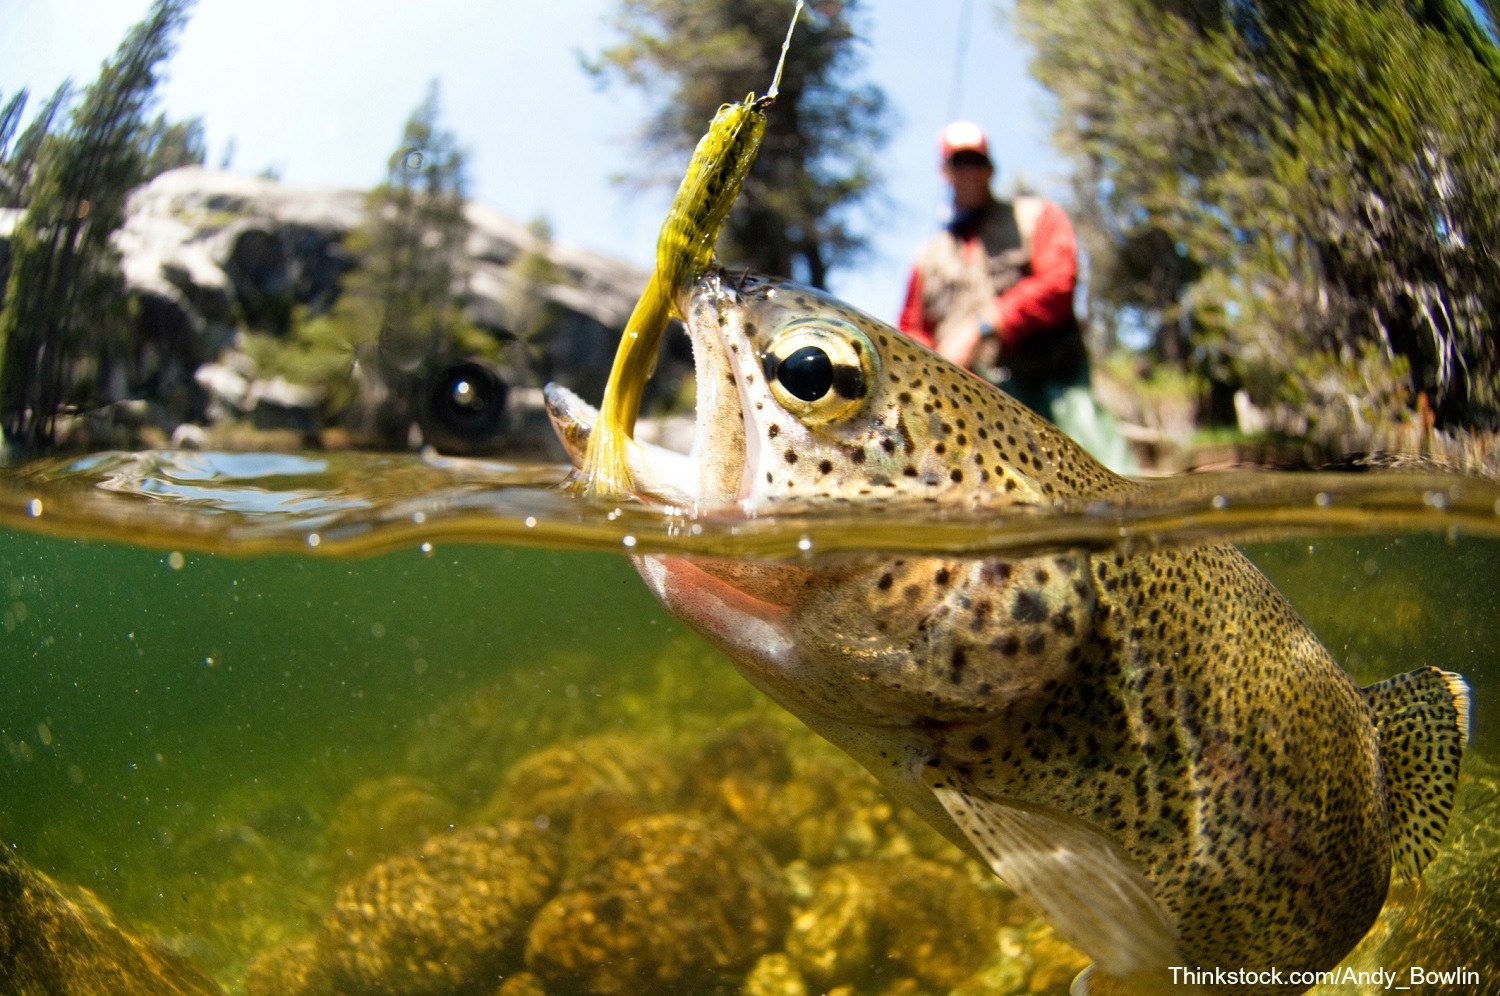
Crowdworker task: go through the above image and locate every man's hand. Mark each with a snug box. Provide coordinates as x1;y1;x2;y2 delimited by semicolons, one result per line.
937;301;1003;370
937;321;983;368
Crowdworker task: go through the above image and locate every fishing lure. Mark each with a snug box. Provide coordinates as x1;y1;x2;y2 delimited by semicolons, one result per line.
577;2;803;497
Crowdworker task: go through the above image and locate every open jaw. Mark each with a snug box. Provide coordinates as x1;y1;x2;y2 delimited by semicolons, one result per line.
544;269;758;511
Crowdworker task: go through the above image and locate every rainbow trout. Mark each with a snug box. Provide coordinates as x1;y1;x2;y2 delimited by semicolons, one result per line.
544;269;1469;996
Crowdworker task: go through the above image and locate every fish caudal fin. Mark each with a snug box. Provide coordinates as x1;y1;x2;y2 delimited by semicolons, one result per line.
922;762;1186;994
1364;666;1470;880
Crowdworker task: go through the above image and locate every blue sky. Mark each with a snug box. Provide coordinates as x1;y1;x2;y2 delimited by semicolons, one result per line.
0;0;1068;321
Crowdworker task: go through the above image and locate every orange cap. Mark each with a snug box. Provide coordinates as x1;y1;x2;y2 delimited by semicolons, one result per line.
939;120;991;164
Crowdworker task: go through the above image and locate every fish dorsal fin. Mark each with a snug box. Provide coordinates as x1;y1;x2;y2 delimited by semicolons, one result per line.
921;762;1187;995
1364;666;1470;880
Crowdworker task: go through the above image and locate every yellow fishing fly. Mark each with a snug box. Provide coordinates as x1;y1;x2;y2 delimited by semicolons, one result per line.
576;2;803;498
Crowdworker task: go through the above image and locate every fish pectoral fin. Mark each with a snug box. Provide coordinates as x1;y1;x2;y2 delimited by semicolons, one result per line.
1364;666;1470;880
922;762;1184;993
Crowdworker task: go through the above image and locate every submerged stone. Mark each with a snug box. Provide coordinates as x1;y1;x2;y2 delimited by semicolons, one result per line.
0;844;224;996
786;857;1004;992
525;813;789;994
248;821;562;996
324;774;459;881
742;952;811;996
484;732;680;831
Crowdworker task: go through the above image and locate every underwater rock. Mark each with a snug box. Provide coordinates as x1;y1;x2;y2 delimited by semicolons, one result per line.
493;971;549;996
687;723;796;789
525;813;789;994
244;936;326;995
404;673;598;808
785;857;1003;992
784;863;880;987
682;723;802;861
1019;923;1091;994
484;732;680;831
783;751;959;866
742;952;810;996
0;844;224;995
557;789;658;886
312;821;562;995
324;774;459;881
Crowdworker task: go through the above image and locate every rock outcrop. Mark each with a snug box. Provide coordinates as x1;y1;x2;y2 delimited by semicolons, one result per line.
2;166;691;454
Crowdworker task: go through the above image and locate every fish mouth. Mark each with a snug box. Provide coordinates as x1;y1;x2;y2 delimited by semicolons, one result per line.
544;268;754;509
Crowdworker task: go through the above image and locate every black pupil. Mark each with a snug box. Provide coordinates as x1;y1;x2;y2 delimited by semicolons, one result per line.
777;345;834;402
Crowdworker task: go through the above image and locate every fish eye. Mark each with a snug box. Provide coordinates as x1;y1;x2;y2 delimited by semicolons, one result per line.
777;346;834;401
763;319;877;424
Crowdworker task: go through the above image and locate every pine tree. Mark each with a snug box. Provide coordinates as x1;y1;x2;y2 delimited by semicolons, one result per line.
263;81;489;445
1015;0;1500;430
0;83;71;210
588;0;890;288
0;0;195;456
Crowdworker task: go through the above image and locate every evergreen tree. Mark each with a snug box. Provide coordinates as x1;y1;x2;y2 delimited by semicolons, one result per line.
0;83;71;210
0;0;195;456
360;81;474;378
265;81;490;444
140;112;207;181
588;0;890;288
1015;0;1500;430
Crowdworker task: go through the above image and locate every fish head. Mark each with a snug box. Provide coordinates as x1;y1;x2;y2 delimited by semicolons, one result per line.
547;267;1124;515
545;268;1120;731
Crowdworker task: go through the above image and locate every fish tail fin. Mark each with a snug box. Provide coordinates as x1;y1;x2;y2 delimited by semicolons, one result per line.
1364;666;1470;880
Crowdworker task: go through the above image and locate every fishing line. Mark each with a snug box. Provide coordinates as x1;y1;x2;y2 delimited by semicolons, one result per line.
948;0;975;120
768;0;804;102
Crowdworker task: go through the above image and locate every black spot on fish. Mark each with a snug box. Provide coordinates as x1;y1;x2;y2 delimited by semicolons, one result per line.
785;450;797;464
949;647;967;682
818;459;833;475
1012;591;1047;623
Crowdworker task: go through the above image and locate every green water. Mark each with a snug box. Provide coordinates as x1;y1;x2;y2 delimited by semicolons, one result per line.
1;451;1497;994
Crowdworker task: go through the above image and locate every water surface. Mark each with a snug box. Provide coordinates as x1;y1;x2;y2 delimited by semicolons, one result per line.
1;451;1496;994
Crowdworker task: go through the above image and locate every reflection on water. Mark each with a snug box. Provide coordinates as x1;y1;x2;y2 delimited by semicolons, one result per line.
5;448;1500;558
0;452;1496;994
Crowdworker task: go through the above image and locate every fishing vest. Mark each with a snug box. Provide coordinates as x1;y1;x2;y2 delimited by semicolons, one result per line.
915;196;1086;385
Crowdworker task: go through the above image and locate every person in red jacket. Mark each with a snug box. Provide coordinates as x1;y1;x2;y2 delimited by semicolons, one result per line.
899;120;1088;412
899;121;1135;472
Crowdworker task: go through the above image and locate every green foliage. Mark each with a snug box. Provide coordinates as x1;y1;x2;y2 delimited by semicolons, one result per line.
351;80;474;378
0;0;195;455
587;0;891;288
1015;0;1500;431
261;82;491;435
140;112;207;181
0;83;71;210
501;217;569;368
240;312;356;408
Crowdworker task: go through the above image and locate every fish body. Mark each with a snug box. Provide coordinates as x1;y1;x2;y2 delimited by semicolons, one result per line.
545;269;1469;996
